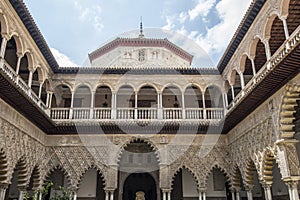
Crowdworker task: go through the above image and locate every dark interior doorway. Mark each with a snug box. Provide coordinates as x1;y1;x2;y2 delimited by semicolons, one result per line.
123;173;156;200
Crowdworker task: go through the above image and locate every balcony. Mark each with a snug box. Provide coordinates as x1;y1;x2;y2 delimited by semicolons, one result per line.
50;107;224;121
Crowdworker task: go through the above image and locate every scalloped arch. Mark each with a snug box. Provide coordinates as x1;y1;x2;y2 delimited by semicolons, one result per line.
170;165;200;189
75;165;107;189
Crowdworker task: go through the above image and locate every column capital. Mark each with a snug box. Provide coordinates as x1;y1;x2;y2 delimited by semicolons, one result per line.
279;15;288;21
261;182;272;188
244;184;254;191
283;177;300;187
197;187;207;193
2;33;10;41
0;183;9;190
104;187;115;192
161;188;172;193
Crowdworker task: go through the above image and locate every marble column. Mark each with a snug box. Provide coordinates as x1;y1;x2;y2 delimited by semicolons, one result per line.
286;180;299;200
28;70;33;88
0;185;8;200
280;16;290;40
262;183;272;200
263;39;271;60
250;58;256;76
202;93;206;119
111;92;116;119
18;190;25;200
181;93;186;119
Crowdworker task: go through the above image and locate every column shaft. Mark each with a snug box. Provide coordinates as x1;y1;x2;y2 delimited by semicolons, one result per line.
239;73;245;89
181;93;185;119
0;187;7;200
70;92;75;119
231;192;236;200
15;56;22;75
38;83;43;99
110;191;114;200
281;17;290;39
263;185;272;200
90;91;95;119
167;191;171;200
264;41;271;60
246;190;253;200
163;191;166;200
111;92;116;119
250;58;256;76
18;190;24;200
202;192;206;200
0;37;7;58
28;71;33;88
134;92;138;119
231;85;235;100
236;192;241;200
73;193;77;200
105;191;109;200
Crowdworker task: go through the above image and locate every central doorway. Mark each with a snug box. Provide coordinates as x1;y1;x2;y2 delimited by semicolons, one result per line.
123;173;156;200
118;139;160;200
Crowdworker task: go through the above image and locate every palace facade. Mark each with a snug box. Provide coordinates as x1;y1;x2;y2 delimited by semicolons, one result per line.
0;0;299;200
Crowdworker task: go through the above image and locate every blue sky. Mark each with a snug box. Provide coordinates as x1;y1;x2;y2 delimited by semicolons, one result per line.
24;0;251;67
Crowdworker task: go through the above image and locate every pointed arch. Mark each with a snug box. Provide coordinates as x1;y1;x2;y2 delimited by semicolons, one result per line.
76;165;107;189
43;165;72;189
204;164;231;187
171;166;200;188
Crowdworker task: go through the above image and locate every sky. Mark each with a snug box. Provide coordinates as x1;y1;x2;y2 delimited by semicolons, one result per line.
23;0;251;67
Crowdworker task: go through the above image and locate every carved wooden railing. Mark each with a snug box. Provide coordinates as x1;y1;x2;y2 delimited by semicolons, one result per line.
227;25;300;114
0;58;47;110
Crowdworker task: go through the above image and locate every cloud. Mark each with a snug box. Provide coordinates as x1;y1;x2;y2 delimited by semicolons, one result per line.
50;48;79;67
194;0;251;56
162;15;175;30
74;1;104;32
179;12;188;24
188;0;216;20
162;0;251;62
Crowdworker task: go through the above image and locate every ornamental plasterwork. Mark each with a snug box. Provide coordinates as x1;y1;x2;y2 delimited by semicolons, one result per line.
0;118;46;186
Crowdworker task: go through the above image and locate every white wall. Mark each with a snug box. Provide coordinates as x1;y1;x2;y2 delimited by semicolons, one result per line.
182;169;198;197
77;169;97;198
206;169;226;198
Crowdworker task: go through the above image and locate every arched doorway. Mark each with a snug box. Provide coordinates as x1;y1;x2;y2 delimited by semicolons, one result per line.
118;139;159;200
123;173;156;200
